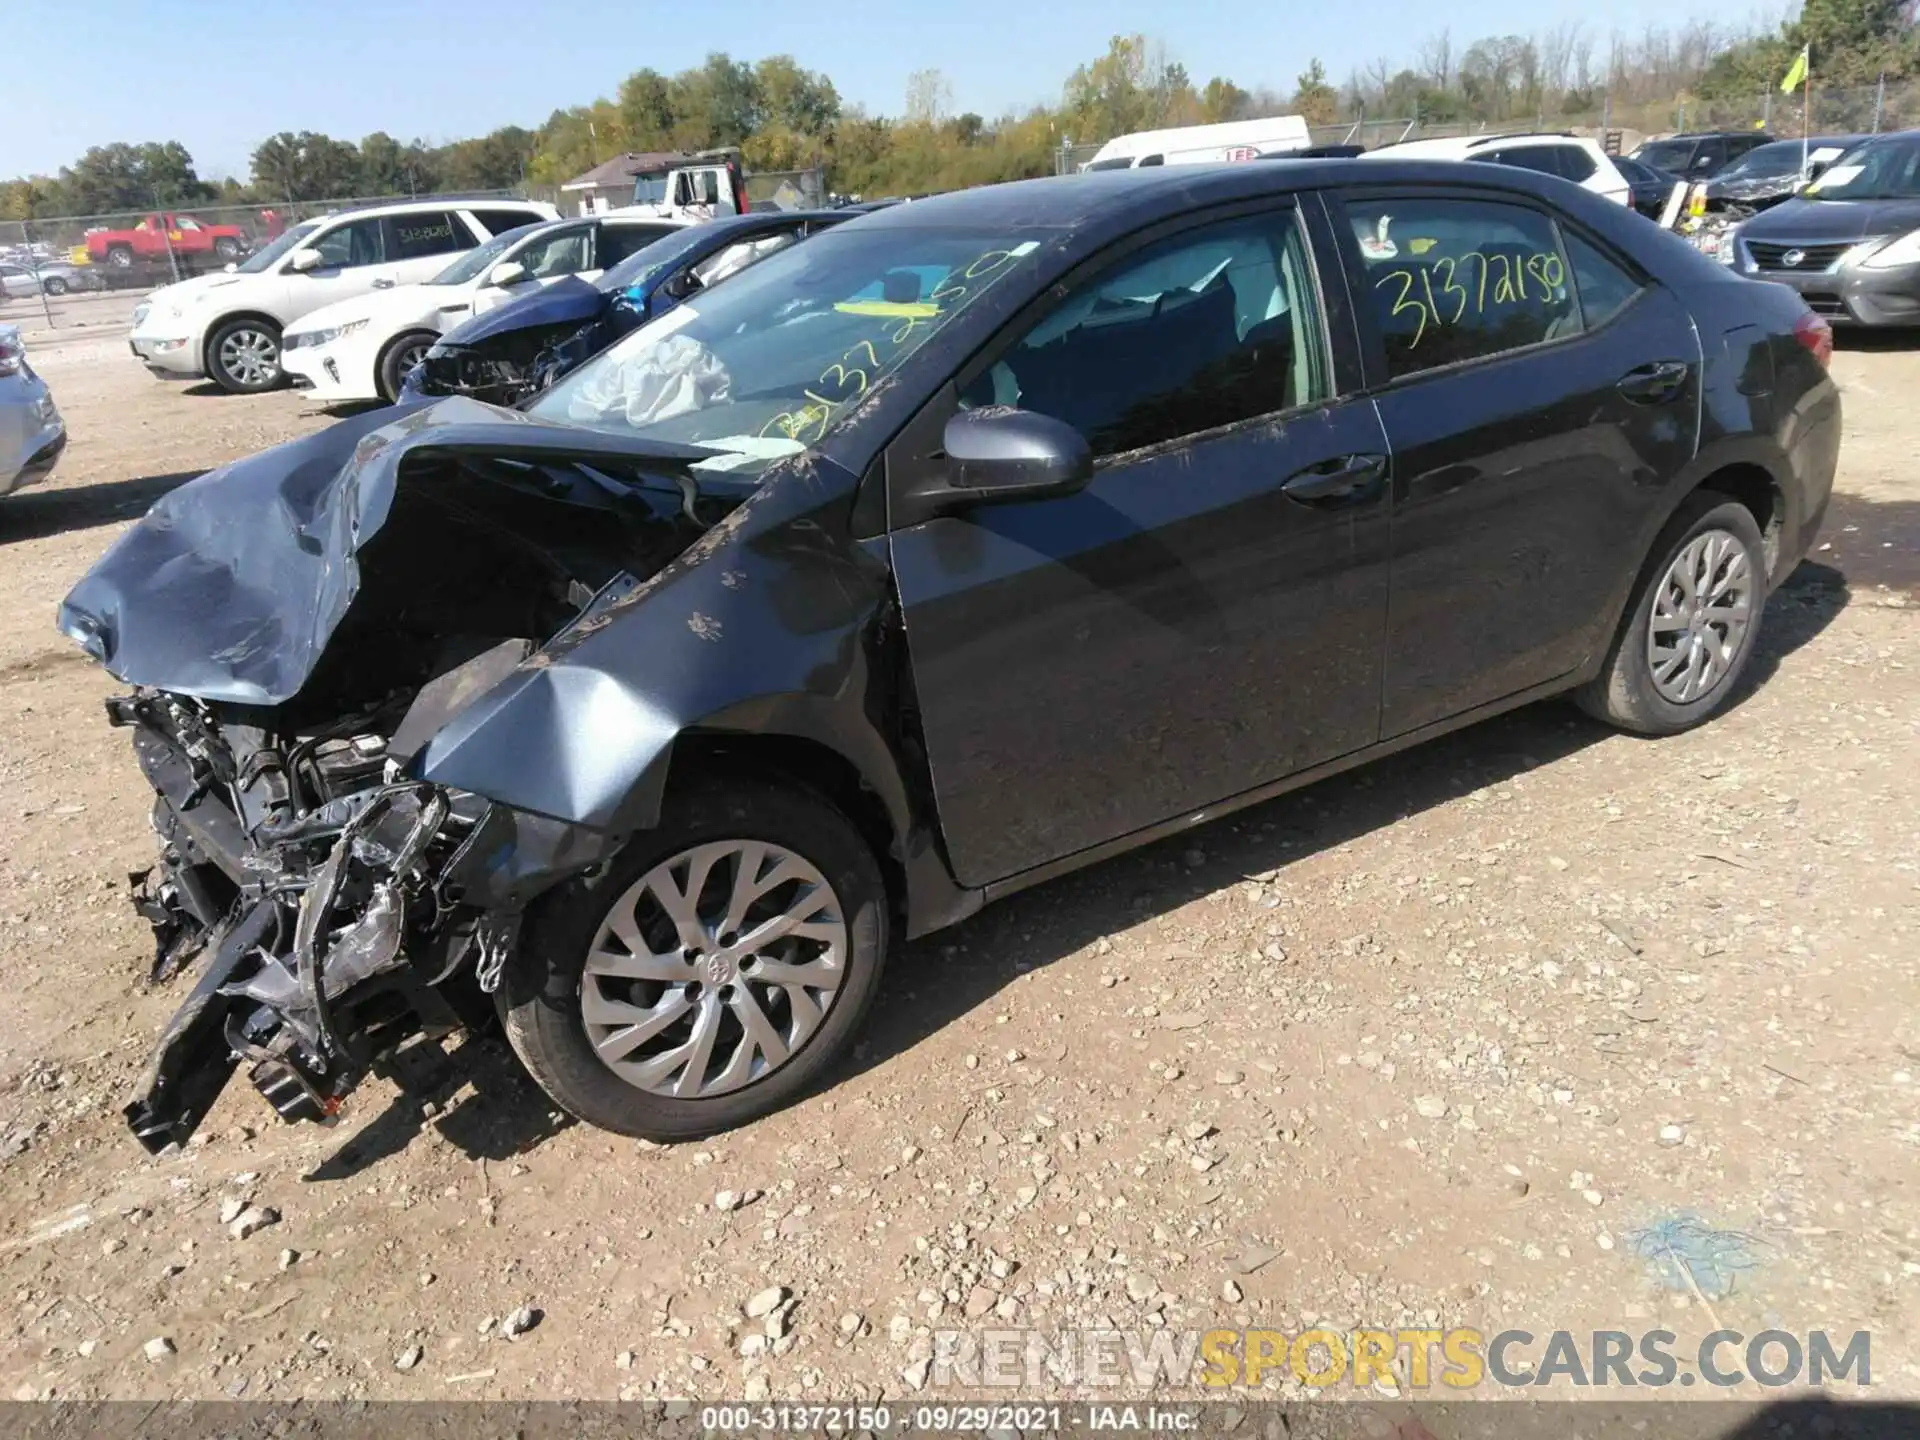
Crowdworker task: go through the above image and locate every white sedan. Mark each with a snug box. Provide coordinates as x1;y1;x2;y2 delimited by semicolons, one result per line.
281;213;689;403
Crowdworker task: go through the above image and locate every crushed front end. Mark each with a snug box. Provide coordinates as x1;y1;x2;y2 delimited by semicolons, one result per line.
114;688;498;1149
60;398;751;1152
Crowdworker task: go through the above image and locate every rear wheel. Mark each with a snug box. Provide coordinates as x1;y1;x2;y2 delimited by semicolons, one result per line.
501;774;889;1141
41;276;67;296
106;244;134;270
1576;494;1767;735
213;236;241;261
206;317;284;393
377;331;438;402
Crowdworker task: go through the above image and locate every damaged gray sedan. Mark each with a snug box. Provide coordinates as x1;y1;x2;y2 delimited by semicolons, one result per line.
61;161;1836;1152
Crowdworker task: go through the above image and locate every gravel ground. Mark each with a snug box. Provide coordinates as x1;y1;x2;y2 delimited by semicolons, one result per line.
0;324;1915;1408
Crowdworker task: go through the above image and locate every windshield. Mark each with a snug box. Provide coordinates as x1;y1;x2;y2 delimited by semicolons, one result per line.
531;225;1043;471
1633;140;1694;173
633;175;669;206
430;223;542;285
1720;141;1812;181
1805;137;1920;200
237;220;321;274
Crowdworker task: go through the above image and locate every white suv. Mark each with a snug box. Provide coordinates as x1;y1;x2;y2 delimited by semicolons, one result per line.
128;198;558;394
1362;134;1631;206
280;213;689;404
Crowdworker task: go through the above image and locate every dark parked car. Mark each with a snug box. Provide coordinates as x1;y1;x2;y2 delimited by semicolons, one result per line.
1706;135;1874;213
60;159;1840;1151
1733;130;1920;325
1632;131;1773;180
1611;155;1683;219
405;210;850;406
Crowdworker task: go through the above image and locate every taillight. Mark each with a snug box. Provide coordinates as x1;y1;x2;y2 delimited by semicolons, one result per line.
0;337;22;378
1793;310;1832;368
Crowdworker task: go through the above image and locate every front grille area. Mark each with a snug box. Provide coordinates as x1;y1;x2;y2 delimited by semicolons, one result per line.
1746;240;1856;272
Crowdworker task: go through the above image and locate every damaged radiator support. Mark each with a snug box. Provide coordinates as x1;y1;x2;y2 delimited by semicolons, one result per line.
122;717;478;1153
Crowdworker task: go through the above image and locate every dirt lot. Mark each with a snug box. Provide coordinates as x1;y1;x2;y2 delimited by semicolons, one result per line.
0;317;1915;1409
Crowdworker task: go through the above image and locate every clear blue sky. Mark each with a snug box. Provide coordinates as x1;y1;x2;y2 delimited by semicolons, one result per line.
11;0;1742;180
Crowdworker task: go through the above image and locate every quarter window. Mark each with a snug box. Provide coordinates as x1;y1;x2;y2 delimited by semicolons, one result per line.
1346;197;1581;380
1556;147;1598;182
1563;231;1644;328
385;211;464;261
959;209;1329;458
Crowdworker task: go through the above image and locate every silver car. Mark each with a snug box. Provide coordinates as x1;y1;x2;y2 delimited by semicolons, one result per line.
0;326;66;497
0;259;97;298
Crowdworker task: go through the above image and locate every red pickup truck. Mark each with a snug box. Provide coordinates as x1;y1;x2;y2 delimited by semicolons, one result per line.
84;213;251;272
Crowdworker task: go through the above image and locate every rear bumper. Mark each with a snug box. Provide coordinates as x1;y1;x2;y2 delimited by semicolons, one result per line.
1;399;64;498
1745;258;1920;327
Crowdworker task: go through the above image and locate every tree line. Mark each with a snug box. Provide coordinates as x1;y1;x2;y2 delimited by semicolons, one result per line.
5;4;1915;223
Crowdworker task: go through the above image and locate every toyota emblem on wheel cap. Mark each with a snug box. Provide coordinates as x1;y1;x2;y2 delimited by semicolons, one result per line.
1782;248;1807;267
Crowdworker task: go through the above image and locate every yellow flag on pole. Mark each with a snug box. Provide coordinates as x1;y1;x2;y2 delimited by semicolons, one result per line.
1781;44;1809;94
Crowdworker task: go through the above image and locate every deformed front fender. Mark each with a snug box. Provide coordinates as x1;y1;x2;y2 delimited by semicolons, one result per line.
413;455;959;922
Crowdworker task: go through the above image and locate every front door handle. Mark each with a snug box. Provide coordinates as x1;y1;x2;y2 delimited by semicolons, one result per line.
1281;453;1387;507
1617;360;1689;403
372;278;396;290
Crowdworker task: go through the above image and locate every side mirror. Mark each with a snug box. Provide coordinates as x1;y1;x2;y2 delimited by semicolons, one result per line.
487;260;528;287
1805;158;1832;183
286;248;323;273
939;408;1092;505
222;261;238;274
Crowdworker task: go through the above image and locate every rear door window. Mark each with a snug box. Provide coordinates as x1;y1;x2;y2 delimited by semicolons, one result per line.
384;211;464;261
1483;146;1562;177
1343;196;1582;380
597;223;678;266
469;208;543;238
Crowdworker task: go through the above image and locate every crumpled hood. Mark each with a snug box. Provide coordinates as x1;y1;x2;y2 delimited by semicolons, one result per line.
435;275;605;347
55;396;710;706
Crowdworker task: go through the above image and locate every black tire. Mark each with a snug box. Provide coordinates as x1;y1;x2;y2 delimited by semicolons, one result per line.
106;245;134;270
42;276;68;296
1576;494;1768;735
500;773;890;1141
377;331;438;403
213;236;241;260
205;316;284;394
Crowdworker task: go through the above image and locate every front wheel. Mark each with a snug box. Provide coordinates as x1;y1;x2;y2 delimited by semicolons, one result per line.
213;236;241;260
1576;494;1767;735
206;317;284;393
377;331;438;402
41;276;67;296
501;774;889;1141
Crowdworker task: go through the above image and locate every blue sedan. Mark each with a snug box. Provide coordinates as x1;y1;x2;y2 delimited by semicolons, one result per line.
404;210;851;406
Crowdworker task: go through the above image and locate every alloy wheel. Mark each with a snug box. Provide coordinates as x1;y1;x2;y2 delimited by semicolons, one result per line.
580;839;848;1099
1645;528;1754;704
218;328;279;388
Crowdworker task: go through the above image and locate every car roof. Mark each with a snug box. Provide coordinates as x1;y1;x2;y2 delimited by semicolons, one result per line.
315;197;550;222
840;160;1606;238
1366;133;1589;160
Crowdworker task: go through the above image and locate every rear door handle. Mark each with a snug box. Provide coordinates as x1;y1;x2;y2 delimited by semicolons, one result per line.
1281;453;1387;507
1617;360;1690;403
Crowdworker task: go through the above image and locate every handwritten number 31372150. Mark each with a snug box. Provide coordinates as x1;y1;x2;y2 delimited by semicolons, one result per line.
1374;250;1567;350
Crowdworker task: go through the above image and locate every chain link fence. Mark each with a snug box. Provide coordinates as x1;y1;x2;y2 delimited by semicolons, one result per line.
0;191;521;330
1051;81;1920;174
